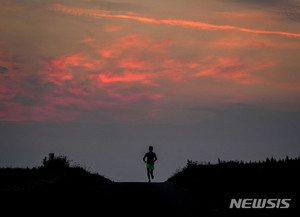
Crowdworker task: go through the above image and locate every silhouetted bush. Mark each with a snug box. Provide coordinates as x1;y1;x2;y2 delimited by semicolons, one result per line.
41;155;71;171
0;154;112;192
185;160;199;169
170;156;300;179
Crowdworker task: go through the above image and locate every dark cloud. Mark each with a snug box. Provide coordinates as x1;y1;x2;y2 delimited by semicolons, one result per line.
75;0;144;11
11;95;42;106
220;0;296;7
217;0;300;21
0;66;8;74
3;0;144;11
284;5;300;21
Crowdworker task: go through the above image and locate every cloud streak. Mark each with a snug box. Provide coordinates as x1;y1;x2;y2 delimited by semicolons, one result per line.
52;3;300;39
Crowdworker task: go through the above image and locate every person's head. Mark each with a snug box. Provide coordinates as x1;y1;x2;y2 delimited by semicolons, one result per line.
149;146;153;152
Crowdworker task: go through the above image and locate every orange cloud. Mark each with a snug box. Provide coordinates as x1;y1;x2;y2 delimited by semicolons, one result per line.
98;34;149;58
81;37;95;43
119;58;146;69
104;25;126;32
44;52;106;85
40;44;167;121
97;34;141;58
46;52;104;70
215;40;300;49
52;4;300;39
99;71;149;83
1;44;169;122
193;57;276;84
215;41;268;48
97;34;171;59
217;11;266;19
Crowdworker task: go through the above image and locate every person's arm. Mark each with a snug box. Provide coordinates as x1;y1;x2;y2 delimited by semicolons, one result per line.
154;153;157;162
143;154;147;163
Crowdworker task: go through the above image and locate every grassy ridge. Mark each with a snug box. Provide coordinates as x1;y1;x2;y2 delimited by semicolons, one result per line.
0;155;111;192
1;155;299;216
167;156;300;185
166;157;300;216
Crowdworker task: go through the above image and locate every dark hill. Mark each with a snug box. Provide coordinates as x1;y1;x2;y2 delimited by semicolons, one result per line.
1;155;299;216
167;157;300;216
0;155;111;193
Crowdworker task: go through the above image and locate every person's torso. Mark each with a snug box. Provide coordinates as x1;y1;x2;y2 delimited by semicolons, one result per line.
146;152;156;164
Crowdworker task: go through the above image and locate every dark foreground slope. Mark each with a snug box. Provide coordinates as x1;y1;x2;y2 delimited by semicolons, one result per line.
1;157;299;216
0;155;111;192
167;157;300;216
0;156;196;216
1;181;197;216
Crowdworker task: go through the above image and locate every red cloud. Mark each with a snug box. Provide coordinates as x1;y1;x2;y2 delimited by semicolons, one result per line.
97;34;141;58
119;58;146;69
52;4;300;39
97;35;172;65
215;41;268;48
193;57;276;84
81;37;95;43
104;25;126;32
0;86;15;101
0;49;29;102
46;52;104;70
97;34;168;58
38;37;168;121
99;71;149;83
44;52;106;85
1;26;285;123
0;50;22;75
214;40;300;49
95;70;160;87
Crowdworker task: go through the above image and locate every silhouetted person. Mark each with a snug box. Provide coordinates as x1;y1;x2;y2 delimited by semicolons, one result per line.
143;146;157;183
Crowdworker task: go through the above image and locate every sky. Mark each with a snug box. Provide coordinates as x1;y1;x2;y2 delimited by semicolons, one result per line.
0;0;300;181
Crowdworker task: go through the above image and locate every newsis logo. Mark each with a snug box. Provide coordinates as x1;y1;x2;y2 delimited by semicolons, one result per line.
230;198;291;209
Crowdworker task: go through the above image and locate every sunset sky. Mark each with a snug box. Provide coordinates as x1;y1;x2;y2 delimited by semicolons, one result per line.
1;0;300;181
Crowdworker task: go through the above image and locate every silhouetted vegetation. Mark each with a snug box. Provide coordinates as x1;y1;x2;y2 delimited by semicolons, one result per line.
41;154;71;171
1;155;299;216
168;156;300;184
167;156;300;216
0;154;111;192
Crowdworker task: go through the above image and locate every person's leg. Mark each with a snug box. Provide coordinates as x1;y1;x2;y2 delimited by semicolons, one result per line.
150;169;154;179
147;168;151;182
150;164;154;179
